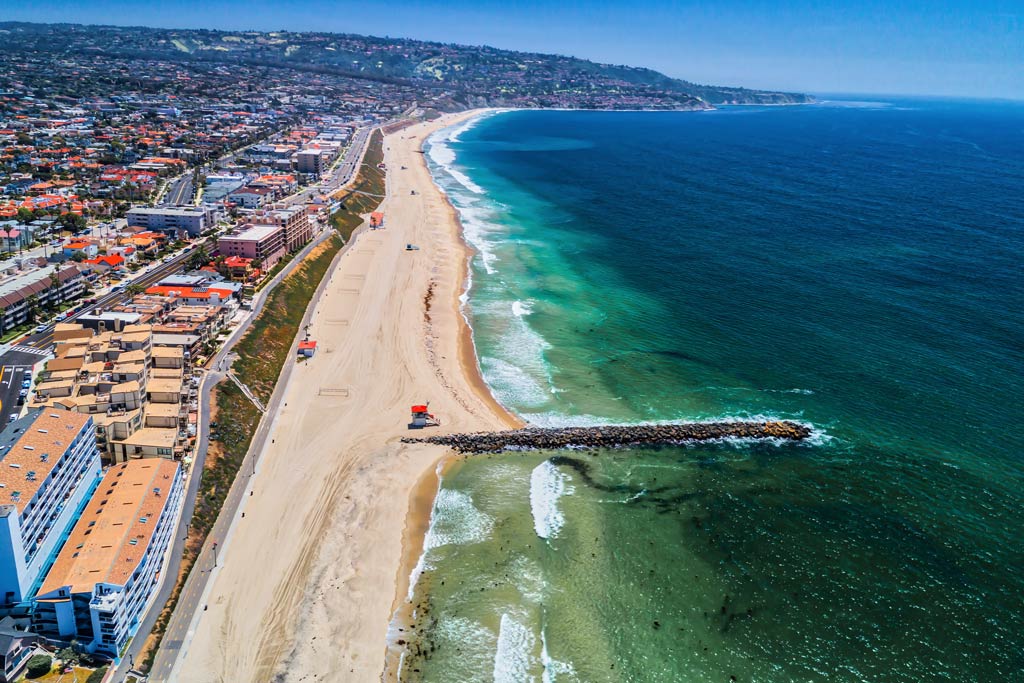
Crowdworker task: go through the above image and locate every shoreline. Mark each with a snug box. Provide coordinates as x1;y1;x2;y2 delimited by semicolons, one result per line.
384;110;522;681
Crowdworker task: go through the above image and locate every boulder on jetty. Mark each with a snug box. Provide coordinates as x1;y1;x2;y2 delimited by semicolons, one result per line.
401;420;811;454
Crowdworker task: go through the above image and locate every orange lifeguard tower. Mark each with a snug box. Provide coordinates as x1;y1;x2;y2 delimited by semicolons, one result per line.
410;403;440;428
370;211;385;229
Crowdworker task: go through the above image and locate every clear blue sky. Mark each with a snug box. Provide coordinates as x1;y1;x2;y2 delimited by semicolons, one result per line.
6;0;1023;99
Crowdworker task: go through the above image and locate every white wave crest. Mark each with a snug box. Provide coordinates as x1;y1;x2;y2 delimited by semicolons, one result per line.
493;613;537;683
426;130;485;194
530;460;574;539
512;299;534;317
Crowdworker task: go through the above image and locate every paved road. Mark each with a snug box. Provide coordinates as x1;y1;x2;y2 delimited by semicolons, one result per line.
0;351;45;422
282;126;372;207
107;226;334;682
118;127;377;683
5;239;216;356
161;176;195;206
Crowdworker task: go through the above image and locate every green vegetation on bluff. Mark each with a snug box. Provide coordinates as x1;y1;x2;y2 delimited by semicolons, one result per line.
330;130;386;242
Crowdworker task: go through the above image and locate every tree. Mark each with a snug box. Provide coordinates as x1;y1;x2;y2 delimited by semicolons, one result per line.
86;666;108;683
26;654;52;678
57;643;80;667
16;208;36;225
187;245;210;271
125;283;145;297
49;271;63;310
58;212;87;233
26;294;42;324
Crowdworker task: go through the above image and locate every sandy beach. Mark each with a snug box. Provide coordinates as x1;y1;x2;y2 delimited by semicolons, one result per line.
173;111;519;682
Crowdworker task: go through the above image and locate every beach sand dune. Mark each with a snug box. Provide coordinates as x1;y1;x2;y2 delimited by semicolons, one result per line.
173;112;517;682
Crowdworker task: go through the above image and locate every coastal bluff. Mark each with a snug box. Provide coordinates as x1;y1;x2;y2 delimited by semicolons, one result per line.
402;420;811;453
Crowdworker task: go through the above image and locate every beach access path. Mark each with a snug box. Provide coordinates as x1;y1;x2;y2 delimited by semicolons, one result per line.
171;112;518;682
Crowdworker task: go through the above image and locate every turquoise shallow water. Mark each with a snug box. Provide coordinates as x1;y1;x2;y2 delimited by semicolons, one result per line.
397;100;1024;682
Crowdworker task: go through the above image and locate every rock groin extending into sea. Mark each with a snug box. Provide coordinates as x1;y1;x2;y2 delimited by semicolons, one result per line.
402;420;811;453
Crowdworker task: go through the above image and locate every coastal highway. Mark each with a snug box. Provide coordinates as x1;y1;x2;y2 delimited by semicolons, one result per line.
282;126;372;207
7;246;199;353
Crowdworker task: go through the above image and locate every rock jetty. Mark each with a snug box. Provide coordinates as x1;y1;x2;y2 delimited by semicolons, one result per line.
401;420;811;453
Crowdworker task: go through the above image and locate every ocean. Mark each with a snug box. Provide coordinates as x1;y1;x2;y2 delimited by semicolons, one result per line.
398;99;1024;682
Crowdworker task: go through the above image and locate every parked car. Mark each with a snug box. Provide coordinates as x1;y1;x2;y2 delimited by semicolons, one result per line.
35;324;47;333
8;414;17;422
21;380;31;389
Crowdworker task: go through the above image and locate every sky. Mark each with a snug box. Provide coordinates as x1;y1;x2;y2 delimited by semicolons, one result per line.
5;0;1023;99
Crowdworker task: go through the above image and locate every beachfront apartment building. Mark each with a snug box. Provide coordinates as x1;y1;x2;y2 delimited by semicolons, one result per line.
125;206;220;236
0;411;102;606
217;224;286;270
261;205;313;252
295;148;329;177
32;459;183;656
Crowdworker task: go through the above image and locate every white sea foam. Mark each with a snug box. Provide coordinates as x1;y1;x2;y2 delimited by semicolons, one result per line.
481;357;550;408
509;554;546;604
493;613;537;683
512;300;534;317
541;630;577;683
530;460;574;539
457;202;501;274
426;131;486;194
478;292;558;410
407;487;494;600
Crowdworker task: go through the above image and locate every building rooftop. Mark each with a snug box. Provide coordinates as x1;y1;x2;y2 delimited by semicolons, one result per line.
126;206;207;217
0;411;90;512
222;224;282;242
147;378;182;395
119;427;177;448
38;459;179;595
144;403;180;418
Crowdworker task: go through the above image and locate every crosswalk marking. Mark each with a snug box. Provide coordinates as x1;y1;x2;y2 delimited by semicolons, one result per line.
8;345;51;356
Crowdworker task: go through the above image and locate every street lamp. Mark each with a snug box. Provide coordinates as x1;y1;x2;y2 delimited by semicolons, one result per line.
212;541;218;568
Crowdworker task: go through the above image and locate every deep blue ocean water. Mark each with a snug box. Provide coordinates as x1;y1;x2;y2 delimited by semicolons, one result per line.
399;99;1024;682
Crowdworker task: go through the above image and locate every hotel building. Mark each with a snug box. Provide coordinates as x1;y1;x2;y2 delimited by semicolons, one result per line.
32;459;183;656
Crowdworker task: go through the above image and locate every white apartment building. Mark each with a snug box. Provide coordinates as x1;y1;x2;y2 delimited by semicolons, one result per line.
0;411;102;605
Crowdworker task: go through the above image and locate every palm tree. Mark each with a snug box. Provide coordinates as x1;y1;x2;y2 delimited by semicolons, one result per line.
26;294;42;324
49;271;62;311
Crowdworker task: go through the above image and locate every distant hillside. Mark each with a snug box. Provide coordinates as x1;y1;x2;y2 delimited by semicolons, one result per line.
0;22;813;110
